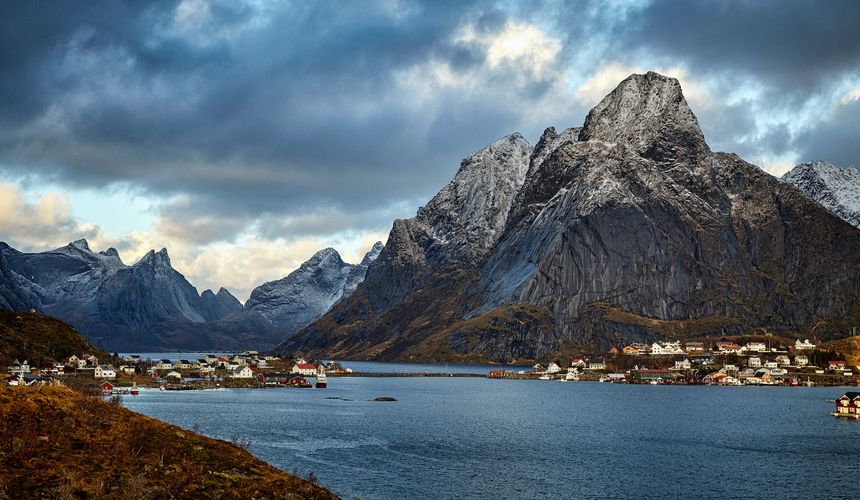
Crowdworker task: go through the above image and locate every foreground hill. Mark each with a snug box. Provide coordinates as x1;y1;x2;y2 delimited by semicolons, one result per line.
0;385;336;499
278;71;860;363
0;310;106;368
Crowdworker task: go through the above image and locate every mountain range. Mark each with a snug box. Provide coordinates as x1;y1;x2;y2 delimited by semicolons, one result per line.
3;71;860;359
0;238;382;351
276;71;860;363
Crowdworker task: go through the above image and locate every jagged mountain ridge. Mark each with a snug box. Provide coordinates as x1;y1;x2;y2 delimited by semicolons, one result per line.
0;238;384;351
277;71;860;363
781;160;860;228
0;240;249;350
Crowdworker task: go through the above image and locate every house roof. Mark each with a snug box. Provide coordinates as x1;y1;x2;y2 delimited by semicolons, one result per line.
840;392;860;400
829;360;846;364
295;363;316;369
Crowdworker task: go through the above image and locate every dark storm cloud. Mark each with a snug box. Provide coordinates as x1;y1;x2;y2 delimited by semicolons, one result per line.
1;0;859;245
0;0;521;233
799;99;860;169
607;0;860;95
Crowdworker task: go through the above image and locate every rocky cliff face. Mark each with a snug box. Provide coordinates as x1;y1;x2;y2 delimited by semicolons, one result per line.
278;71;860;363
781;160;860;228
243;243;383;337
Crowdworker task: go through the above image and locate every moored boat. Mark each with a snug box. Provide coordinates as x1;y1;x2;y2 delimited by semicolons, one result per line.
316;373;327;388
130;383;140;395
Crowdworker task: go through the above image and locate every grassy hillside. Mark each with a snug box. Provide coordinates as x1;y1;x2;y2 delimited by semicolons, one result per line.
823;336;860;366
0;310;106;367
0;385;336;499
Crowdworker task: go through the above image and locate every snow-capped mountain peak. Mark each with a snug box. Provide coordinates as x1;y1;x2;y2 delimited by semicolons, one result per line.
781;160;860;228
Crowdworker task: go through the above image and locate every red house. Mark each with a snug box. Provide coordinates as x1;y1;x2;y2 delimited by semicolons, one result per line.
100;381;114;393
829;360;848;371
834;392;860;419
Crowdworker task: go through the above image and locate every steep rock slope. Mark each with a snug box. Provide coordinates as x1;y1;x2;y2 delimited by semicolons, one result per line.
279;72;860;363
242;243;383;337
781;160;860;227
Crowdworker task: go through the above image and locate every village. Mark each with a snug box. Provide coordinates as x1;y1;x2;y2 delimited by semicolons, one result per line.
6;337;860;394
490;338;860;387
4;351;338;392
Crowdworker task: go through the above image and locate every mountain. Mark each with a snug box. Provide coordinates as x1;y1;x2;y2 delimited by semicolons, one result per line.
242;242;384;338
277;71;860;363
0;237;384;351
0;240;255;351
199;287;243;321
781;160;860;227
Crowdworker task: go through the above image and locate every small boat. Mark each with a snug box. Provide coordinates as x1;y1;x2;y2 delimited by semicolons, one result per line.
804;378;815;387
316;373;327;389
649;380;659;385
159;385;166;391
599;376;608;383
539;374;551;380
130;383;140;395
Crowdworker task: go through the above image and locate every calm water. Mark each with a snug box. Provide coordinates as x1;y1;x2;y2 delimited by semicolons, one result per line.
119;354;527;374
123;377;859;499
331;360;529;374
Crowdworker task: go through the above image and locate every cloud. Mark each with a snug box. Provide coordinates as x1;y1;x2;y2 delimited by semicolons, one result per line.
1;0;860;294
0;183;113;250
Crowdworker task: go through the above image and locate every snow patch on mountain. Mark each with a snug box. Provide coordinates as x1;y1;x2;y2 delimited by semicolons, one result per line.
781;160;860;228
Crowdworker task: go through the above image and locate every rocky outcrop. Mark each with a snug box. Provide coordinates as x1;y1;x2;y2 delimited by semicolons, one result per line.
278;71;860;363
781;160;860;228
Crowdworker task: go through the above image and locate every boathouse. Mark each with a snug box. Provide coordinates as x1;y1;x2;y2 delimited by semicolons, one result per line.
834;392;860;419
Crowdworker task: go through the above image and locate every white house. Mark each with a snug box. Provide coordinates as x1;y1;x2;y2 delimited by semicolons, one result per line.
651;342;684;355
546;362;562;374
570;358;588;368
795;339;815;350
748;357;762;368
794;355;809;367
673;359;691;370
119;365;136;375
775;355;791;367
587;359;607;370
165;370;182;380
764;361;778;369
8;359;29;376
744;342;767;352
229;365;254;379
292;363;318;376
154;359;173;370
174;360;192;370
94;365;117;379
768;368;788;376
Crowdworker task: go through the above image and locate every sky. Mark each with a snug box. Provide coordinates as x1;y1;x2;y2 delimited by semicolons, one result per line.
1;0;859;301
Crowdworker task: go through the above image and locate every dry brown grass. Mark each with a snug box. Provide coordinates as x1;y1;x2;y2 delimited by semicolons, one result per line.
0;385;337;499
823;336;860;366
